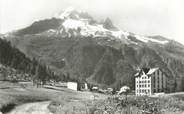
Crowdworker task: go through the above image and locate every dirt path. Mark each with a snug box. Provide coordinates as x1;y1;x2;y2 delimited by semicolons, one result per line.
7;101;52;114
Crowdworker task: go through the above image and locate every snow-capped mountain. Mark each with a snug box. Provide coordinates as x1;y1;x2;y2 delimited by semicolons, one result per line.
5;7;184;92
22;7;168;45
51;7;127;39
58;7;169;44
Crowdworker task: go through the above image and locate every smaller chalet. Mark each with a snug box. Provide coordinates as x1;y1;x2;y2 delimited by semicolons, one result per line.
67;82;78;91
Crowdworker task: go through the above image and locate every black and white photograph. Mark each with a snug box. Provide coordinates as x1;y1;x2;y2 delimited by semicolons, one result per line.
0;0;184;114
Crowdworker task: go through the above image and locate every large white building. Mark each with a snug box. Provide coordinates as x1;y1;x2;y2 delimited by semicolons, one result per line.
135;68;167;96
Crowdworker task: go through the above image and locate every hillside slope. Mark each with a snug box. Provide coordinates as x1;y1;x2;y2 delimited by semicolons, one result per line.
4;8;184;91
0;38;55;83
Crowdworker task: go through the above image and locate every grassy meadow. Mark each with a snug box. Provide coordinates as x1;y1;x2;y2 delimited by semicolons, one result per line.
0;81;106;114
0;81;184;114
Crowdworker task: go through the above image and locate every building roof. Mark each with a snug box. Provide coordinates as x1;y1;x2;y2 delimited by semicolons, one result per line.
118;86;130;95
142;68;150;74
147;68;159;75
135;67;159;77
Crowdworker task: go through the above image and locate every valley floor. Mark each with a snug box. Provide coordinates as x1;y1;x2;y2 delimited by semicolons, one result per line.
0;81;107;114
0;81;184;114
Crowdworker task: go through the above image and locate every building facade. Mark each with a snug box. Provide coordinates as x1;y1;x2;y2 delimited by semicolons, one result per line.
67;82;78;91
80;82;89;91
135;68;167;96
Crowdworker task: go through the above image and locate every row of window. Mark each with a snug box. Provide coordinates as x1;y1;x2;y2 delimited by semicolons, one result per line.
137;80;150;83
141;76;149;79
137;77;150;80
153;75;166;88
154;70;163;76
137;89;150;93
137;84;150;88
153;84;164;89
153;74;165;81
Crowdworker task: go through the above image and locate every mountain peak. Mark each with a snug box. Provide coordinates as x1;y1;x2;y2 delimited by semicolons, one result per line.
58;7;93;20
59;7;76;19
102;17;118;31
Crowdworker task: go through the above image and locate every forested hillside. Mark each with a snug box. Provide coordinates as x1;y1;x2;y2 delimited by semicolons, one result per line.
0;38;62;83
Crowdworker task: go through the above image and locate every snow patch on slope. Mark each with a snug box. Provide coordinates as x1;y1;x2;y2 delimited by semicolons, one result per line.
134;35;168;44
134;35;149;43
112;31;129;39
147;37;169;44
62;19;85;29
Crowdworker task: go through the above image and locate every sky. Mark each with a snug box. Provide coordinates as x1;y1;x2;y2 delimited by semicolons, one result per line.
0;0;184;44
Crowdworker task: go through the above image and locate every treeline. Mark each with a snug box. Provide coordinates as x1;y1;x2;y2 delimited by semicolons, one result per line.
0;38;59;83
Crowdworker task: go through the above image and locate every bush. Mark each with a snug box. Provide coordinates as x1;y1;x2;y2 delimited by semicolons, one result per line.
89;95;184;114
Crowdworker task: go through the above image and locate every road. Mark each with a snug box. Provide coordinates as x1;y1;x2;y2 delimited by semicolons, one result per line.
7;101;53;114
